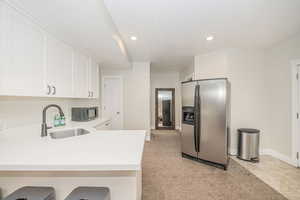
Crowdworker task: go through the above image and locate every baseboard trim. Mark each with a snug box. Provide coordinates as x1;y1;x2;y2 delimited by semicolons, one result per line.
260;149;298;167
145;131;151;141
229;148;237;156
230;147;298;167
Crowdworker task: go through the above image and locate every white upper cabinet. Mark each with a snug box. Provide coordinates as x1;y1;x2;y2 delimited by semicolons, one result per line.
46;36;73;97
0;3;45;96
0;2;99;99
88;58;99;98
73;51;89;98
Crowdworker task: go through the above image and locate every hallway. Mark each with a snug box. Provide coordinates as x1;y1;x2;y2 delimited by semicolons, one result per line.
142;130;287;200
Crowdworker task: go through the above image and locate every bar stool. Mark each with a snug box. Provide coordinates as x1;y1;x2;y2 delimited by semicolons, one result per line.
65;187;110;200
3;186;55;200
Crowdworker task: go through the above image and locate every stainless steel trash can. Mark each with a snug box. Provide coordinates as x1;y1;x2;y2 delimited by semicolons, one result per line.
237;128;260;162
65;187;110;200
3;186;55;200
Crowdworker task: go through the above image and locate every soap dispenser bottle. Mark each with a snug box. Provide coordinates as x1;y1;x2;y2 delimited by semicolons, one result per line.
60;115;66;126
54;114;60;127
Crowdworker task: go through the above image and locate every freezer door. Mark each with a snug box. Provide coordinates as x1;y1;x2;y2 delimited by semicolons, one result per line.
182;81;197;107
198;79;228;165
181;81;198;157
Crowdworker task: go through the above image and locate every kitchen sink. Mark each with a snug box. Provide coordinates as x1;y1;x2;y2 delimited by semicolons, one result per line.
49;128;90;139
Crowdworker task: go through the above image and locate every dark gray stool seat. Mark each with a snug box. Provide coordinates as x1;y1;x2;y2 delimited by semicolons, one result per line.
3;186;55;200
65;187;110;200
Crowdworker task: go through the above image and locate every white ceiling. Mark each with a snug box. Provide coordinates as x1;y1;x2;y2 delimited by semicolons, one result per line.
6;0;300;71
104;0;300;70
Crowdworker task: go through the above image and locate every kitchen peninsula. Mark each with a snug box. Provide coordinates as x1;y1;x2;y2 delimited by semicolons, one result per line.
0;124;145;200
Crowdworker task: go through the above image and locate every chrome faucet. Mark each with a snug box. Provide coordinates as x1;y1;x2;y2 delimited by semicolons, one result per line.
41;104;65;137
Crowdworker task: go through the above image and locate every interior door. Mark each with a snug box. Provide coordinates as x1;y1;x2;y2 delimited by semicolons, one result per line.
181;81;198;158
198;79;227;165
297;66;300;167
102;77;123;129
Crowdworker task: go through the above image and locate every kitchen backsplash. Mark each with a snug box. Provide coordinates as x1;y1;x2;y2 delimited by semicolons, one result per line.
0;96;100;131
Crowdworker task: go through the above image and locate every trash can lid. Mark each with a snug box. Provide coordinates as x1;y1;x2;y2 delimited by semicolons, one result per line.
238;128;260;133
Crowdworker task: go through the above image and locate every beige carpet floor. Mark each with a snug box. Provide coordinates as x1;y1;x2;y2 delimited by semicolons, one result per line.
142;130;287;200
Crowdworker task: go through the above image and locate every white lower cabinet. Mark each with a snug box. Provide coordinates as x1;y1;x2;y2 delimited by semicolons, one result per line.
0;2;99;99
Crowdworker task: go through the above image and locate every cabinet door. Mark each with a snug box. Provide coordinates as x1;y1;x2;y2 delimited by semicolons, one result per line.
89;58;99;98
73;52;89;98
46;36;73;97
0;3;45;96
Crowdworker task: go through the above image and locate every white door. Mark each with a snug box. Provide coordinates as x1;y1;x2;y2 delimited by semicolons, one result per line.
46;36;73;97
0;4;45;96
297;66;300;167
102;77;123;129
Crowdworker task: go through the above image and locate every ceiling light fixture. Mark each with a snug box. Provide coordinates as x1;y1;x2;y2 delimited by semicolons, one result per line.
130;36;137;41
206;36;214;41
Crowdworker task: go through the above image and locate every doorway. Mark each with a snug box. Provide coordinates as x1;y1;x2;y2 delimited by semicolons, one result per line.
155;88;175;130
102;76;123;129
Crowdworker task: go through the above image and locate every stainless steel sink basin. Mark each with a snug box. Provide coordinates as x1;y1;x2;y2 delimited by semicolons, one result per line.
49;128;90;139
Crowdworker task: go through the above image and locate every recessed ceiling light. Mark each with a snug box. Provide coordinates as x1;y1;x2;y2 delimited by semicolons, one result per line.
130;36;137;41
206;36;214;41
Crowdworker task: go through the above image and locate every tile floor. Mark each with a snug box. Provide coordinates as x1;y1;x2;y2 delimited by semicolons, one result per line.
142;130;287;200
232;155;300;200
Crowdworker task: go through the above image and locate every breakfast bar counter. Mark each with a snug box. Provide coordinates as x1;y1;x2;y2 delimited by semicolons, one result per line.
0;125;146;200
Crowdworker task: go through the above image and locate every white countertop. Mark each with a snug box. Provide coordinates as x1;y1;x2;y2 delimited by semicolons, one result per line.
0;119;146;171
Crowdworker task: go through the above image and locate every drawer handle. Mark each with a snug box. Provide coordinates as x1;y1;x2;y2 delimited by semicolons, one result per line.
52;86;56;95
47;85;51;95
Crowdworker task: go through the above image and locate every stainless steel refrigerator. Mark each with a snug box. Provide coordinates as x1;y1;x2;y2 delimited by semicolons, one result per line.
181;78;230;170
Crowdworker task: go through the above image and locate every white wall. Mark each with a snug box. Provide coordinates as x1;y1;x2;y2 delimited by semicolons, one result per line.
265;34;300;158
194;50;229;80
179;64;194;82
150;71;181;129
226;49;271;153
194;49;271;154
102;62;151;136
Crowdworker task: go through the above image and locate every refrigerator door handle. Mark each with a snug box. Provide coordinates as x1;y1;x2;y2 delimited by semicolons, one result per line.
198;85;201;152
194;84;200;152
193;86;197;152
